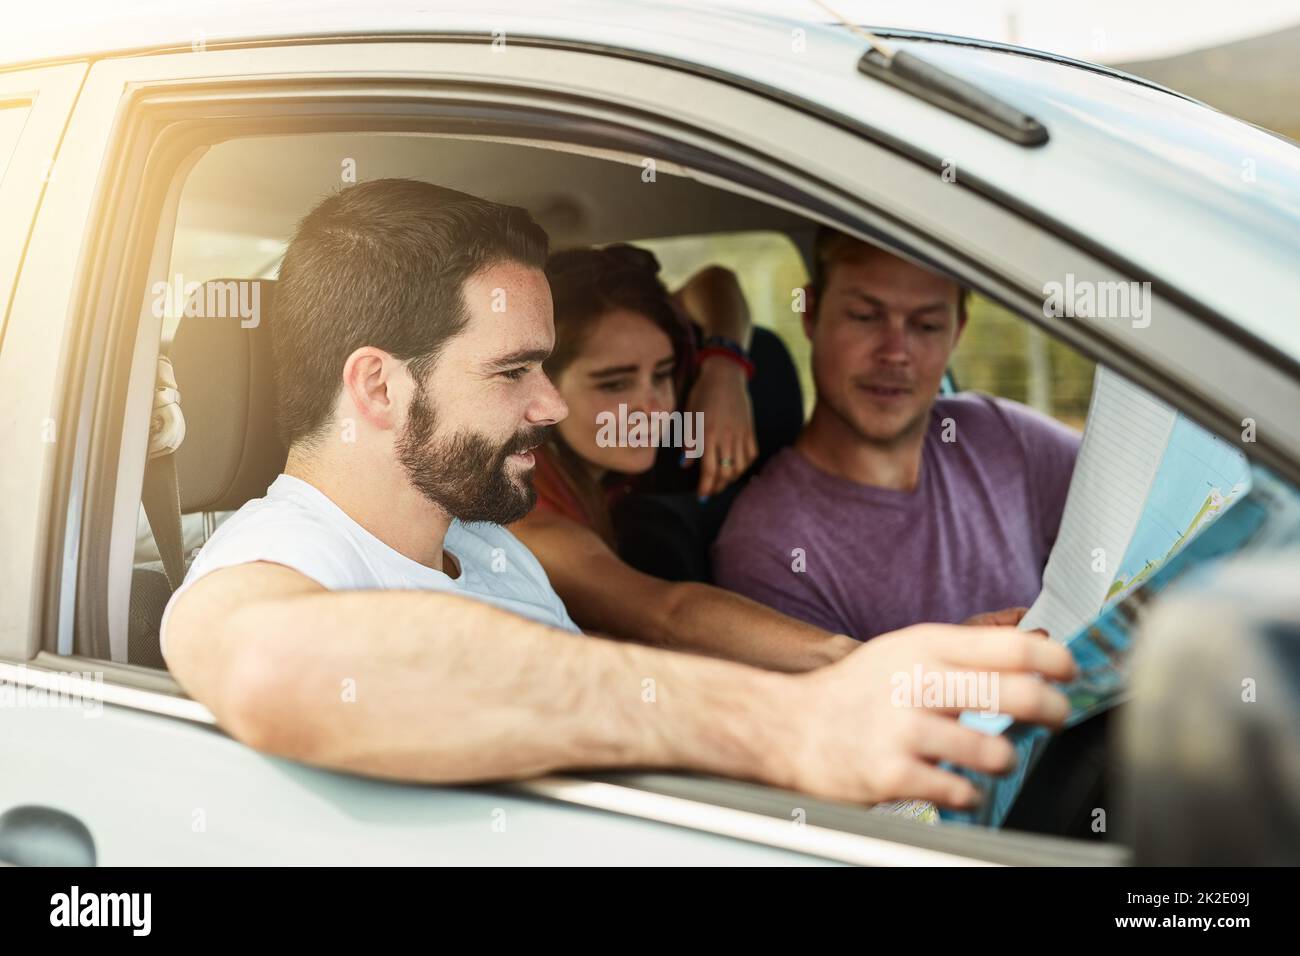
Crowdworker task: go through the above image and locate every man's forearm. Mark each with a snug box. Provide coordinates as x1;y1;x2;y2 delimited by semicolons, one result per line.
209;588;793;785
654;582;855;672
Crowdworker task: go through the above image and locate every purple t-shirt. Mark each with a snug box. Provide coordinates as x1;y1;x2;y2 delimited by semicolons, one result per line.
712;394;1080;641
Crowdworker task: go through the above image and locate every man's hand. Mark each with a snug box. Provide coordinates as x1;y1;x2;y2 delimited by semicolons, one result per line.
962;606;1029;627
755;625;1077;807
684;357;757;497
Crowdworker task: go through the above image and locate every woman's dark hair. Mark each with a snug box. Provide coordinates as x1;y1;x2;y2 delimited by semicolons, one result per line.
542;244;694;542
273;178;548;448
545;244;691;385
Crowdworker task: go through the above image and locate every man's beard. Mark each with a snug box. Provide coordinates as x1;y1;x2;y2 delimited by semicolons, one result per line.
396;382;547;524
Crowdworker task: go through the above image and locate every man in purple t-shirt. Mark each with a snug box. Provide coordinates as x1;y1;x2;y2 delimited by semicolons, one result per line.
713;231;1080;641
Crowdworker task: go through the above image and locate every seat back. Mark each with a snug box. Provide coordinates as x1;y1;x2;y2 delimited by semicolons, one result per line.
171;278;286;514
129;277;287;667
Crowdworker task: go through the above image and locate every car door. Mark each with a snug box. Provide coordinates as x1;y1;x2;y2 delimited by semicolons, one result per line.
7;29;1262;865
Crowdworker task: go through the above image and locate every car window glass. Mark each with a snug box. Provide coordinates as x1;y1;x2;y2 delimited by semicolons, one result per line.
0;102;33;190
952;294;1096;430
637;231;813;414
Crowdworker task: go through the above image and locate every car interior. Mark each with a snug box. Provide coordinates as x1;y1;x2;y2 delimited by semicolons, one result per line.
128;129;1097;632
126;132;828;659
102;124;1244;851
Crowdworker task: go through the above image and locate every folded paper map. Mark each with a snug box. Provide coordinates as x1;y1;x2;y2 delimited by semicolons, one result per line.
943;368;1300;828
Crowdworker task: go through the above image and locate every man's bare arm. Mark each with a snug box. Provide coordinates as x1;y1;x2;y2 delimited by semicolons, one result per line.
512;510;855;672
166;561;813;785
165;561;1078;806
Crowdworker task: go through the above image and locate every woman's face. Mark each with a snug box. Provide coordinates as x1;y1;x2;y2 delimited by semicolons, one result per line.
553;307;676;477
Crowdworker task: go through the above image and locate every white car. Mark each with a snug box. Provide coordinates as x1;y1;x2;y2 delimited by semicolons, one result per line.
1;0;1297;865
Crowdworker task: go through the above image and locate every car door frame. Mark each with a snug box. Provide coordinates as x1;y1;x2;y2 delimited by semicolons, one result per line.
0;60;86;666
0;60;86;343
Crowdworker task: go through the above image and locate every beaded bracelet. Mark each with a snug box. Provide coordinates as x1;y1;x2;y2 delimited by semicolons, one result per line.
697;335;755;380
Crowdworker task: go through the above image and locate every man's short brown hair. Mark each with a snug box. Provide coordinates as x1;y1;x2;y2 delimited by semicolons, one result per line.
274;178;548;448
809;226;969;324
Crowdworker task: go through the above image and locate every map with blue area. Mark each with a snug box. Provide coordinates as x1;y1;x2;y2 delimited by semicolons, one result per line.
947;413;1255;828
1108;416;1251;604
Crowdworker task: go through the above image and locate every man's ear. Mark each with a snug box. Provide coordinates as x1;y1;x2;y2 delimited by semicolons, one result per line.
341;346;404;432
800;285;817;340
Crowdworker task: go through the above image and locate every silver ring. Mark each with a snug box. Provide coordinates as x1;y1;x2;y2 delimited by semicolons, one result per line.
720;457;734;469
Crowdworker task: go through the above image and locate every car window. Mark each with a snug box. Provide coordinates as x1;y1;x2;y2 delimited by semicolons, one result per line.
126;133;825;668
951;294;1096;431
161;228;284;341
0;102;32;190
637;231;813;414
639;235;1095;431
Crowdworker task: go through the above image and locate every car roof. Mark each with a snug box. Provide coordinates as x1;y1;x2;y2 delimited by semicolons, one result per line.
8;0;1300;362
0;0;1201;96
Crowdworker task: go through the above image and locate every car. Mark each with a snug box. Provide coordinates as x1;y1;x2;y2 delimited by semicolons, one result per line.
1;0;1297;866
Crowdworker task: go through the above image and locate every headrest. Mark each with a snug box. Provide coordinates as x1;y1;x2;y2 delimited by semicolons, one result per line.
169;278;287;513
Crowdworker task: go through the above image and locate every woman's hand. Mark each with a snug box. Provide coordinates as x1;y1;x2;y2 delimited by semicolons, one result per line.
674;264;756;498
685;356;758;497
